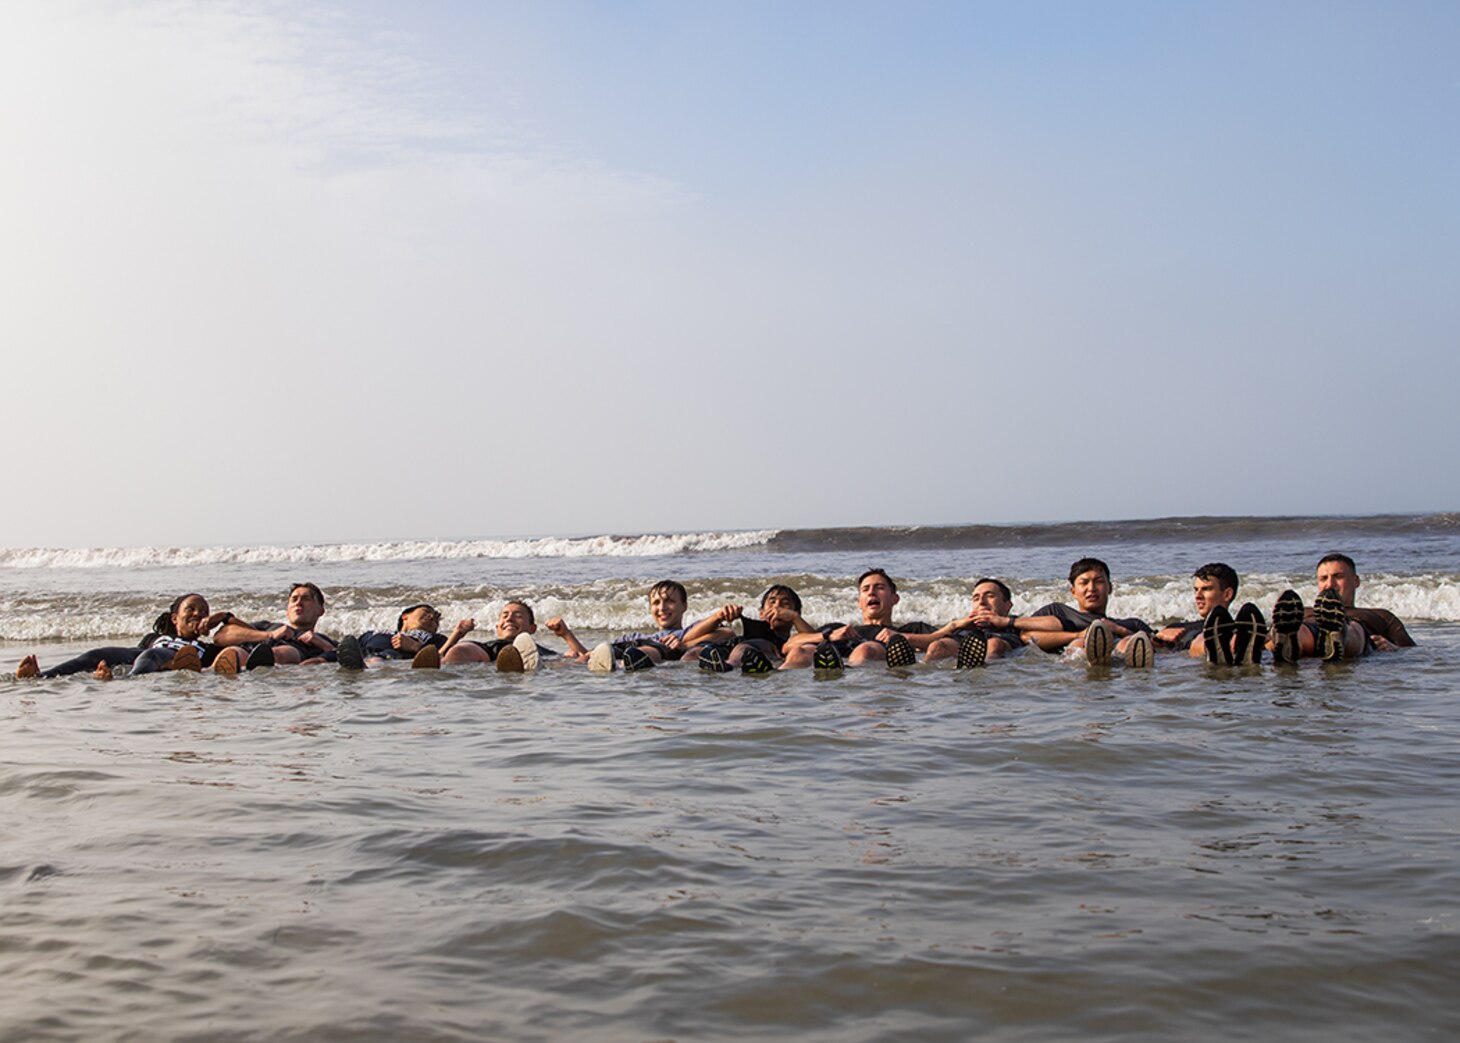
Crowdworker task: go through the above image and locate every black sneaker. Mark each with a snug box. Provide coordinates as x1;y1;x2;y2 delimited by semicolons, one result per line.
1315;589;1348;662
740;646;774;675
955;630;987;669
245;643;276;671
812;641;843;673
622;646;655;672
1271;589;1304;664
1232;602;1267;665
699;646;732;674
884;633;916;668
1203;605;1235;665
336;635;365;671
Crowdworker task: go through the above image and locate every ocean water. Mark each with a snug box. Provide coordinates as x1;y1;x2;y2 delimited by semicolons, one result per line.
3;514;1458;1041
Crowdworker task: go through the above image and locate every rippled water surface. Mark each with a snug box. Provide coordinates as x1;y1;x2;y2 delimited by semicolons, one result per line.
5;628;1459;1041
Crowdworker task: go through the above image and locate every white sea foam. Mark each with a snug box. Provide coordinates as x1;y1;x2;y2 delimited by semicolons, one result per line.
0;530;780;570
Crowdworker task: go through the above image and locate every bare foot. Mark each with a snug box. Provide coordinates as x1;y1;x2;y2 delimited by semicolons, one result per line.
94;660;114;681
16;655;39;678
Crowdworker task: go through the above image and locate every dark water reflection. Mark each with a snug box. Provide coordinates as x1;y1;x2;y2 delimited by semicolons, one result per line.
4;631;1459;1041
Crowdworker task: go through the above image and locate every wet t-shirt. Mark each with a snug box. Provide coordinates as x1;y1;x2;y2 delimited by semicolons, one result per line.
1030;603;1152;635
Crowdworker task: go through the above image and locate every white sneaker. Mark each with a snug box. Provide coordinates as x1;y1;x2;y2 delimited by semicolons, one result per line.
587;641;616;673
513;632;540;672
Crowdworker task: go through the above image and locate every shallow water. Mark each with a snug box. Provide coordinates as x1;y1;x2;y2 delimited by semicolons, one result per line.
5;625;1459;1041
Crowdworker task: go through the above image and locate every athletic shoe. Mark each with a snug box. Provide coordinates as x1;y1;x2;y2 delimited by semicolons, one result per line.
740;646;774;675
337;635;365;671
621;646;655;672
212;647;244;675
812;641;844;673
1315;589;1348;663
955;630;987;669
1202;605;1235;665
587;641;616;674
1125;630;1154;669
1083;620;1113;666
245;643;275;671
1271;589;1304;664
494;645;523;673
698;646;732;674
413;644;441;669
513;632;540;672
884;633;916;668
1233;603;1267;665
170;646;202;672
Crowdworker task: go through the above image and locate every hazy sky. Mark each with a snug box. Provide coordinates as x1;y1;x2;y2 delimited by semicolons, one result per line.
3;0;1455;549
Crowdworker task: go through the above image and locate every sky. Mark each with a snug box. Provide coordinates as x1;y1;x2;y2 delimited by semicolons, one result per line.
2;0;1456;549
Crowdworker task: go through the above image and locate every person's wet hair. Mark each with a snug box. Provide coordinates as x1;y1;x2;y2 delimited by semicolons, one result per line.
973;577;1012;602
290;581;325;609
1192;563;1239;595
154;593;207;636
857;568;897;594
1317;553;1358;576
504;599;536;625
760;584;803;613
1068;558;1111;585
649;580;688;604
396;604;435;631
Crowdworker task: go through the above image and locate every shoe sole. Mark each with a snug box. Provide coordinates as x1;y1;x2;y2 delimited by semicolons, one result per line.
587;642;616;674
1271;590;1304;664
1126;632;1154;669
212;647;243;675
171;647;202;672
494;646;523;672
337;636;365;671
621;648;654;672
885;633;916;668
1084;621;1112;666
1315;592;1347;662
699;648;732;673
513;633;540;672
245;643;275;670
413;645;441;669
1203;606;1235;665
740;649;774;675
812;642;844;673
956;631;987;669
1232;603;1266;665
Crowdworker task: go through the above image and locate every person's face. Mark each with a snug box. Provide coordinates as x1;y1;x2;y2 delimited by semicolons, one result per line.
858;574;899;623
1071;569;1112;614
400;606;441;633
1192;576;1234;617
1316;560;1360;606
286;586;324;629
173;596;210;639
971;582;1012;616
496;603;536;639
650;589;688;630
760;591;799;624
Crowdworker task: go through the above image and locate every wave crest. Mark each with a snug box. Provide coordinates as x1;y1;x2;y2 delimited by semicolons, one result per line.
0;530;779;570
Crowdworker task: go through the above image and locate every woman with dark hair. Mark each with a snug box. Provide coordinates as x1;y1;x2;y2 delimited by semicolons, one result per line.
15;593;233;679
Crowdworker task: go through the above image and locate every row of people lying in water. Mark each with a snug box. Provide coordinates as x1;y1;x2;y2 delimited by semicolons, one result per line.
13;554;1413;680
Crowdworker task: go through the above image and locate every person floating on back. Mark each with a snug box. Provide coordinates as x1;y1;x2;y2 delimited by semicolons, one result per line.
1018;558;1155;667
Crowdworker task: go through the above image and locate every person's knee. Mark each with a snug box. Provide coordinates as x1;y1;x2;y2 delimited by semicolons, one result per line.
924;638;955;662
443;644;488;664
273;646;302;665
848;642;884;664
